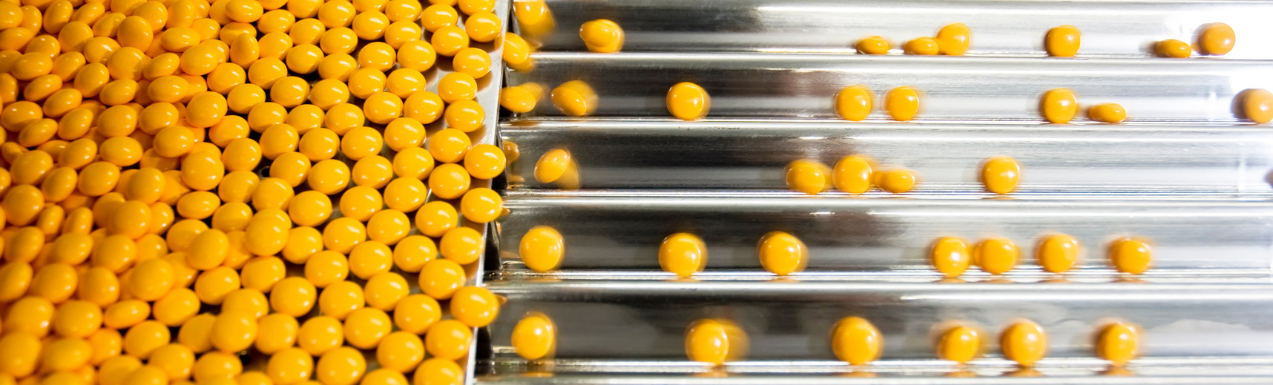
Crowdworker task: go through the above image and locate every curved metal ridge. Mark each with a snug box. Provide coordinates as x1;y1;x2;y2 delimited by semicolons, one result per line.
505;53;1273;121
515;0;1273;59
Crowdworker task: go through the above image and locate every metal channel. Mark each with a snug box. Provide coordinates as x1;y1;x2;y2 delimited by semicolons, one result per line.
495;193;1273;272
501;120;1273;193
484;280;1273;360
505;54;1273;121
515;0;1273;58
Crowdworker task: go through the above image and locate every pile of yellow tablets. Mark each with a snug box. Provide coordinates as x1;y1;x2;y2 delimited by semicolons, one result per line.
0;0;512;383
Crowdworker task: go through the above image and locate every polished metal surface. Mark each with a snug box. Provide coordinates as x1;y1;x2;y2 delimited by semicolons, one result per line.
495;192;1273;272
506;54;1273;121
517;0;1273;58
483;0;1273;383
485;280;1273;360
502;120;1273;192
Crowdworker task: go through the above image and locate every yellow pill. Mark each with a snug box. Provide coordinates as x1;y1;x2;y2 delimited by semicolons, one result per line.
665;82;711;121
128;257;174;300
936;23;971;55
1096;323;1139;366
503;33;532;71
856;36;890;55
833;85;872;121
296;315;343;356
302;251;349;288
437;226;481;265
1243;89;1273;124
685;319;747;366
436;72;476;104
452;47;491;79
266;348;312;385
830;316;882;365
656;233;707;277
904;37;938;55
885;86;919;121
124;320;171;359
315;347;365;385
937;325;980;363
785;159;830;195
321;217;364;253
1198;23;1235;56
397;40;435;72
1035;234;1080;273
1109;237;1151;275
499;85;538;114
193;351;242;382
930;237;971;278
430;25;468;56
464;11;500;43
418;258;465;300
512;225;564;272
428;163;471;200
1001;321;1047;367
1046;25;1080;57
1088;103;1126;123
980;156;1020;195
508;312;557;361
423;319;471;360
210;310;257;353
757;231;807;276
343;307;392;349
1156;39;1191;58
391;295;439;336
457;188;500;224
550;80;597;117
579;19;623;53
974;237;1017;275
1039;88;1077;124
375;332;424;373
444;99;484;132
828;155;872;194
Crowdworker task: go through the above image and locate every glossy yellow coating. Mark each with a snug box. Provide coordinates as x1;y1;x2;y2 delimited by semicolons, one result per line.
392;294;440;335
937;325;980;363
424;319;472;360
904;37;939;55
980;156;1020;195
935;23;972;55
757;231;807;276
665;82;711;121
266;348;313;385
828;155;873;194
1097;323;1139;366
880;86;923;122
419;259;465;300
1244;89;1273;124
1109;237;1152;274
1046;25;1081;57
856;36;890;55
1154;39;1190;58
833;85;873;121
830;317;882;365
930;237;971;278
974;237;1018;275
511;312;557;360
1001;321;1047;367
785;160;831;195
579;19;623;53
519;226;564;272
550;80;597;117
1040;88;1077;124
658;233;708;277
1036;234;1080;273
685;319;747;366
315;347;366;385
1198;23;1235;56
1089;103;1127;123
874;168;917;194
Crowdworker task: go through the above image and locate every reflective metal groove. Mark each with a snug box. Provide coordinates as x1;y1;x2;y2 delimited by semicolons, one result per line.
517;0;1273;58
506;54;1273;121
495;193;1273;272
501;120;1273;192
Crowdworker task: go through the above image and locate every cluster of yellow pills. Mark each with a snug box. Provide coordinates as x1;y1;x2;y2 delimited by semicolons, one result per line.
0;0;514;383
785;156;916;195
1045;23;1234;58
931;235;1153;277
678;316;1140;370
855;24;970;56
